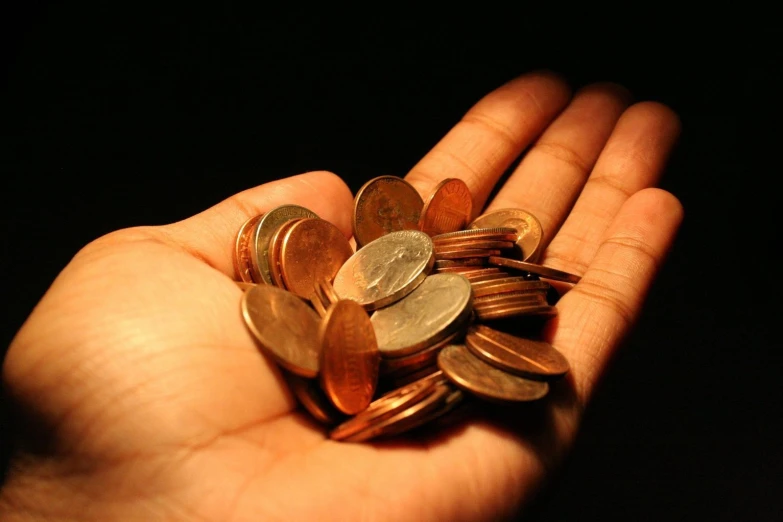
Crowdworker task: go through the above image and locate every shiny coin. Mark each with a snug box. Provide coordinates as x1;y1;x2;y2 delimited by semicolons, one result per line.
241;284;322;378
353;175;424;248
431;227;518;244
466;325;569;380
319;300;380;415
371;272;473;358
487;257;582;284
473;291;547;308
435;248;502;260
419;178;473;236
474;304;557;321
329;371;443;441
287;374;344;425
380;330;462;376
433;258;486;269
471;277;551;298
469;209;543;262
249;205;319;284
341;383;452;442
268;218;305;289
433;240;515;251
279;218;354;301
437;344;549;402
333;230;434;310
234;214;262;282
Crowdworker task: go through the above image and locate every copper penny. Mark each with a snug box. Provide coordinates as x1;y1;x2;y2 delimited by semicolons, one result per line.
431;227;518;244
471;277;551;298
318;279;340;305
463;271;511;283
435;248;502;260
329;371;442;441
433;258;486;268
249;205;319;284
466;325;569;380
469;209;544;262
474;304;557;321
266;218;305;289
319;300;380;415
418;178;473;236
279;218;354;301
353;175;424;248
473;292;547;309
234;214;263;282
437;344;549;402
287;374;344;425
487;257;582;284
241;284;322;377
341;383;452;442
433;240;515;252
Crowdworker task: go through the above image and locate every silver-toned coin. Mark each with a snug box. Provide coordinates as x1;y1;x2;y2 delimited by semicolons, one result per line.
333;230;434;311
371;272;473;357
249;205;319;285
241;284;322;378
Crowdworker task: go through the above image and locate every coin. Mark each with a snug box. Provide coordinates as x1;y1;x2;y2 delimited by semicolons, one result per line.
329;371;442;441
278;218;354;301
487;256;582;284
371;272;473;357
249;205;319;284
473;292;547;309
234;214;262;282
466;325;569;380
287;374;344;425
469;209;543;262
241;284;322;377
419;178;473;236
333;230;435;310
437;344;549;402
474;304;557;321
431;227;518;244
235;281;257;292
380;330;462;376
470;277;551;298
433;240;515;251
434;248;502;259
319;300;380;415
341;383;452;442
267;218;305;289
353;175;424;248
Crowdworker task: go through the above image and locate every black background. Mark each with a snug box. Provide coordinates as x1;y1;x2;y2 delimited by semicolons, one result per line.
1;3;780;521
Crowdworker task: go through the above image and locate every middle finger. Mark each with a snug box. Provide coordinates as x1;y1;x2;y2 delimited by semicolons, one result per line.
404;71;571;217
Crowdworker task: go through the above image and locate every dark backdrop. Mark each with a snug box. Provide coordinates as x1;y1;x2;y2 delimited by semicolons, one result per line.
2;4;780;521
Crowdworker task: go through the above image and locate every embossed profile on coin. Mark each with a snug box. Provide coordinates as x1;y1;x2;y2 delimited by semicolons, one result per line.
353;176;424;248
333;230;434;310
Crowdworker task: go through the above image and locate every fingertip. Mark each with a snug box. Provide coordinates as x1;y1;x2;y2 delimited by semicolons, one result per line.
623;100;682;139
625;187;685;228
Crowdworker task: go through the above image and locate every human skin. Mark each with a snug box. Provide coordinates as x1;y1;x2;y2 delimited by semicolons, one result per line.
0;71;682;521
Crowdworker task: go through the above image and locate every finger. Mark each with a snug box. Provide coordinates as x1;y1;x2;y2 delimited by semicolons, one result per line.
163;170;355;278
405;71;571;216
484;82;631;246
547;188;684;405
542;102;681;274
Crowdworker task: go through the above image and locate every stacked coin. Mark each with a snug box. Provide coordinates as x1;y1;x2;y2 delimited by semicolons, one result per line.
237;175;581;442
234;205;354;301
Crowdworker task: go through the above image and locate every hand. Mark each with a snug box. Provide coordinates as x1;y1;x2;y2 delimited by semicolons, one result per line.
0;71;682;521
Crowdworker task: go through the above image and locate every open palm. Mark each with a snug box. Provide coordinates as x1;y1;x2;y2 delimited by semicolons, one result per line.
1;71;682;521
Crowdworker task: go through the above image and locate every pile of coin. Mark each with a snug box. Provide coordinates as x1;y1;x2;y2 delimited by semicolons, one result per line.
235;175;580;442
